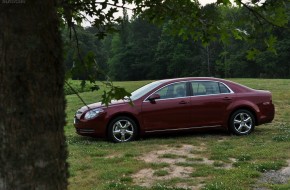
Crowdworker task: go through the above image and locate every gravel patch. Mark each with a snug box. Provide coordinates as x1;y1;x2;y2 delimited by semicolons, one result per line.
254;159;290;189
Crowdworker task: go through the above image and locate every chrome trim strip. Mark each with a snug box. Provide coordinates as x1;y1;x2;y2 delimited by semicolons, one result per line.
145;96;188;102
78;129;95;133
145;125;222;133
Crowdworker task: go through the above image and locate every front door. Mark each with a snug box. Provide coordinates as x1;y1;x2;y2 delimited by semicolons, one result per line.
141;82;191;131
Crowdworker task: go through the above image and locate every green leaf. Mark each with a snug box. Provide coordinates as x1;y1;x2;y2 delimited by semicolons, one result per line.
246;48;260;60
101;86;132;106
101;2;107;9
232;29;243;40
265;35;277;54
216;0;231;5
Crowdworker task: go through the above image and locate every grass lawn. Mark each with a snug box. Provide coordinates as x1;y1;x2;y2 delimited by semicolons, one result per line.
65;79;290;190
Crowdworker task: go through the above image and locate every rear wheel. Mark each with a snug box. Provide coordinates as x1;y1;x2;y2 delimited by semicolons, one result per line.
230;109;255;135
108;116;137;143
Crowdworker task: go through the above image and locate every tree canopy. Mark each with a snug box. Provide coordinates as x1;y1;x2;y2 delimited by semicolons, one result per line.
60;0;289;44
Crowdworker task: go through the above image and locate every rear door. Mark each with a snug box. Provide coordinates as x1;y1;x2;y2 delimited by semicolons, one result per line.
189;81;235;127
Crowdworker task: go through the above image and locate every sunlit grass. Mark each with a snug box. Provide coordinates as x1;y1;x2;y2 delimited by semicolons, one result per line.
66;78;290;190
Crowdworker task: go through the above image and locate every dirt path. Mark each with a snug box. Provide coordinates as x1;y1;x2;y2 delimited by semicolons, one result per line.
131;144;290;189
132;144;236;189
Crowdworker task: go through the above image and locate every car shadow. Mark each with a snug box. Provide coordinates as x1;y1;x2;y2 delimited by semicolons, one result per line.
68;128;232;144
140;128;231;141
66;134;106;145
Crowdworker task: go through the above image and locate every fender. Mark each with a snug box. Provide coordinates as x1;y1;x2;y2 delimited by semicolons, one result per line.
224;99;260;127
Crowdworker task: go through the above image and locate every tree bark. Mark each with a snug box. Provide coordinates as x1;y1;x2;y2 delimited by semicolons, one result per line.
0;1;68;189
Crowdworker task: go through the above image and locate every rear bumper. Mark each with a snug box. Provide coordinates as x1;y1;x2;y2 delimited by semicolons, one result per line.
258;103;275;125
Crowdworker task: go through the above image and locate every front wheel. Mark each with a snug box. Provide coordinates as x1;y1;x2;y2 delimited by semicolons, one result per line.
108;116;138;143
230;109;255;135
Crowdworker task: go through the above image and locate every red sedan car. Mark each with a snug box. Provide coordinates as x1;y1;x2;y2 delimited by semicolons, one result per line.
74;77;275;142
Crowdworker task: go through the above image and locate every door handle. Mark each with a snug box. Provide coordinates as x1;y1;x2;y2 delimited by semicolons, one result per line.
222;97;232;101
179;100;188;104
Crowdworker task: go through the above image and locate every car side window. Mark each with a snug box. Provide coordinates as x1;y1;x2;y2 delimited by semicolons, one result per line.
191;81;221;96
191;82;206;95
219;83;231;93
204;82;220;95
156;82;187;99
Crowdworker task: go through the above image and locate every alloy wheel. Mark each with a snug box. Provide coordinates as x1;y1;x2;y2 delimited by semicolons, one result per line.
110;118;136;142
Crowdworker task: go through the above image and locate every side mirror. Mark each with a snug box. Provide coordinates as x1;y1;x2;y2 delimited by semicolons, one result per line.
147;94;160;102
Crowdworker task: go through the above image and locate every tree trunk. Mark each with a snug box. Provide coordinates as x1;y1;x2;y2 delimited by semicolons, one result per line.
0;1;68;189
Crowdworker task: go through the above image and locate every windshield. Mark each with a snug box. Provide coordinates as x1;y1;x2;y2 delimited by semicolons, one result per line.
130;81;164;101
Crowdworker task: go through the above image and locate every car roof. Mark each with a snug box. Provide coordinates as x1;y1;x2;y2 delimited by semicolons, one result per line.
158;77;228;84
156;77;253;93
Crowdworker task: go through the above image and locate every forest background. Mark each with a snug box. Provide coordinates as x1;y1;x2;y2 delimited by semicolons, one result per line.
63;6;290;82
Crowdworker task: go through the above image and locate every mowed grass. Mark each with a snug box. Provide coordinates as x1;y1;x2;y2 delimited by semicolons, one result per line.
65;79;290;190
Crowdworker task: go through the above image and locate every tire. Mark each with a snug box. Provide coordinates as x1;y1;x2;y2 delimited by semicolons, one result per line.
229;109;255;135
108;116;138;143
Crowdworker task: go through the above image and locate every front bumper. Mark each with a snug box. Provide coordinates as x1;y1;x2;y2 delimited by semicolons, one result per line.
74;113;107;138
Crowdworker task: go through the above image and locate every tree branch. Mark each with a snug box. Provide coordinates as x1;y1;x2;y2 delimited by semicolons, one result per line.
65;81;90;109
71;1;134;11
105;2;134;10
236;0;284;28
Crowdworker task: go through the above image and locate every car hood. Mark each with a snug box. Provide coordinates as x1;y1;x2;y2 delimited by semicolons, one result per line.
78;99;130;113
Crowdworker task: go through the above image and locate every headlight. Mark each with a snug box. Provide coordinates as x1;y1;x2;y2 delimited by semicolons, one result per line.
84;108;104;120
